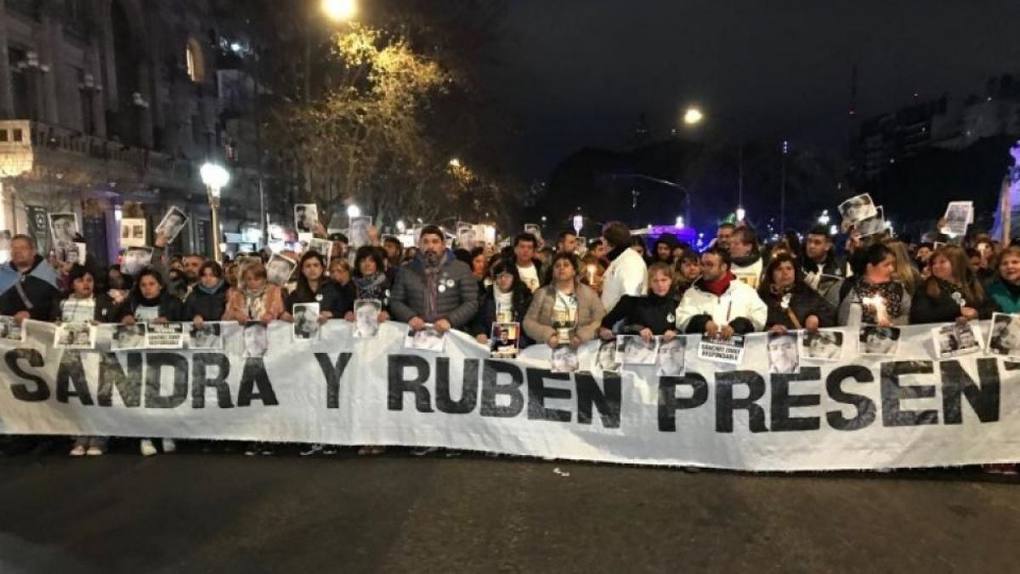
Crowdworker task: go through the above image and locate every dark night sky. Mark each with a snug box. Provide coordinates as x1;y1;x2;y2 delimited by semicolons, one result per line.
483;0;1020;178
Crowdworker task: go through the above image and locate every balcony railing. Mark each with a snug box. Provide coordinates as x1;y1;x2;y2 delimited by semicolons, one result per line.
0;119;197;189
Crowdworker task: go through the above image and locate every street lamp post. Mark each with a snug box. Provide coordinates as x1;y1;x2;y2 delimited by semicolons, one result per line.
200;162;230;263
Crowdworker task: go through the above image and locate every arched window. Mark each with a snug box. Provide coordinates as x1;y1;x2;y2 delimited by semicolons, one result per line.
185;38;205;82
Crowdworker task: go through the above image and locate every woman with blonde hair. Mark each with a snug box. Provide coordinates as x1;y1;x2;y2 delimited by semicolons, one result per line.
598;262;680;343
910;245;994;324
223;262;285;323
883;239;921;297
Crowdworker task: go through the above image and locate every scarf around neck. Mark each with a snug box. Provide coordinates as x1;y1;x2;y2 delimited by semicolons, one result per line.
701;272;734;297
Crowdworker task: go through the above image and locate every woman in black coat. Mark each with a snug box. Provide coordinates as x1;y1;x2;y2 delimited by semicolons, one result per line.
282;251;351;321
120;268;183;324
599;262;680;341
473;258;533;346
183;261;231;326
758;254;836;332
910;245;995;324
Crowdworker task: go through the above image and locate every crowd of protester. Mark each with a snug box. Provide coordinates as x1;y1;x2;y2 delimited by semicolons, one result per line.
0;212;1016;474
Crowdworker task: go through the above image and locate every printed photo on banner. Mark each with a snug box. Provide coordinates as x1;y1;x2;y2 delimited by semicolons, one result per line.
616;335;658;365
551;344;579;373
456;223;476;250
146;323;185;349
54;322;95;350
120;218;147;248
353;299;381;338
307;238;333;266
987;313;1020;358
294;204;319;234
243;322;268;358
940;201;974;236
767;331;800;374
489;322;520;359
68;242;87;265
595;339;621;373
111;323;147;351
186;322;224;350
404;325;446;352
48;212;78;245
838;193;877;225
859;325;900;355
60;298;96;323
932;322;982;359
122;247;154;276
656;337;686;376
266;253;297;286
154;206;189;243
697;336;745;365
855;206;886;237
0;315;25;344
801;329;843;361
349;216;372;249
523;223;542;242
292;303;320;340
0;229;11;264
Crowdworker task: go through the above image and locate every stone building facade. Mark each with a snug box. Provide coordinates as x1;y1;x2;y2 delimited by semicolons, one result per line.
0;0;263;265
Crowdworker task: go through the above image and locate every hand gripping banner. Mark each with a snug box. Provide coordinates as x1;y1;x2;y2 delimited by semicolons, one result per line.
1;320;1018;471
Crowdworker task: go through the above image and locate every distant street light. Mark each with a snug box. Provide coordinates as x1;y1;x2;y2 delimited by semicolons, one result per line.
396;219;406;232
818;210;831;225
347;204;361;218
736;206;746;222
321;0;358;22
448;158;462;168
683;106;704;126
200;162;230;263
675;216;685;228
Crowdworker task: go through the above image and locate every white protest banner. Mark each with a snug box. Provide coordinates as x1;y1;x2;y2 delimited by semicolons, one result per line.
0;320;1018;472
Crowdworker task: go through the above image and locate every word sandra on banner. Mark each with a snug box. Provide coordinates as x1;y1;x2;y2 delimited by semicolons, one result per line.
0;321;1018;472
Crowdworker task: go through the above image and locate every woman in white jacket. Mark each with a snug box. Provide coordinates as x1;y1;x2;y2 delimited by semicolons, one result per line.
675;247;768;338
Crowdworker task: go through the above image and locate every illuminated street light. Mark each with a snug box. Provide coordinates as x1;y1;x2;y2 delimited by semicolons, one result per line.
736;206;746;222
683;106;704;126
200;162;230;263
321;0;357;22
449;158;462;168
396;219;406;232
675;216;685;228
818;209;831;225
347;204;361;218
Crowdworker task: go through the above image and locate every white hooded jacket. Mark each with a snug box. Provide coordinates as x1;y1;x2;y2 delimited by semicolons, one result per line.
675;275;768;333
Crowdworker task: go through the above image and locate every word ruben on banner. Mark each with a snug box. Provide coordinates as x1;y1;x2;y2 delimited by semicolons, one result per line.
0;320;1017;472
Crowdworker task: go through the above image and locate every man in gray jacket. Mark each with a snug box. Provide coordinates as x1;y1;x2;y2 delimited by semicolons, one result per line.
389;225;478;333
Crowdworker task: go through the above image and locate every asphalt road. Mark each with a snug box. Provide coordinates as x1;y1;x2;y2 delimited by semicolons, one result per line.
0;445;1017;573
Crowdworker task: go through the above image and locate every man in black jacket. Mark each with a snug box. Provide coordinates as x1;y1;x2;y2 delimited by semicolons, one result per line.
0;235;61;323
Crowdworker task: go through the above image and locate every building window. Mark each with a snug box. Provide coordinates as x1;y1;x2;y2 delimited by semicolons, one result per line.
186;39;205;82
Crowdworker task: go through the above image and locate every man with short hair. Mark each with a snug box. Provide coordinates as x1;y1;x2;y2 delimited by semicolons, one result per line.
0;235;61;323
675;247;767;338
556;230;578;255
511;232;542;292
600;221;648;313
802;225;845;303
728;226;763;288
714;223;735;250
329;232;349;263
389;225;479;334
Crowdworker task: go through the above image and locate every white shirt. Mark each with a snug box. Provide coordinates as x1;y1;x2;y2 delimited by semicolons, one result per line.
495;289;514;323
601;248;648;312
517;264;540;293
